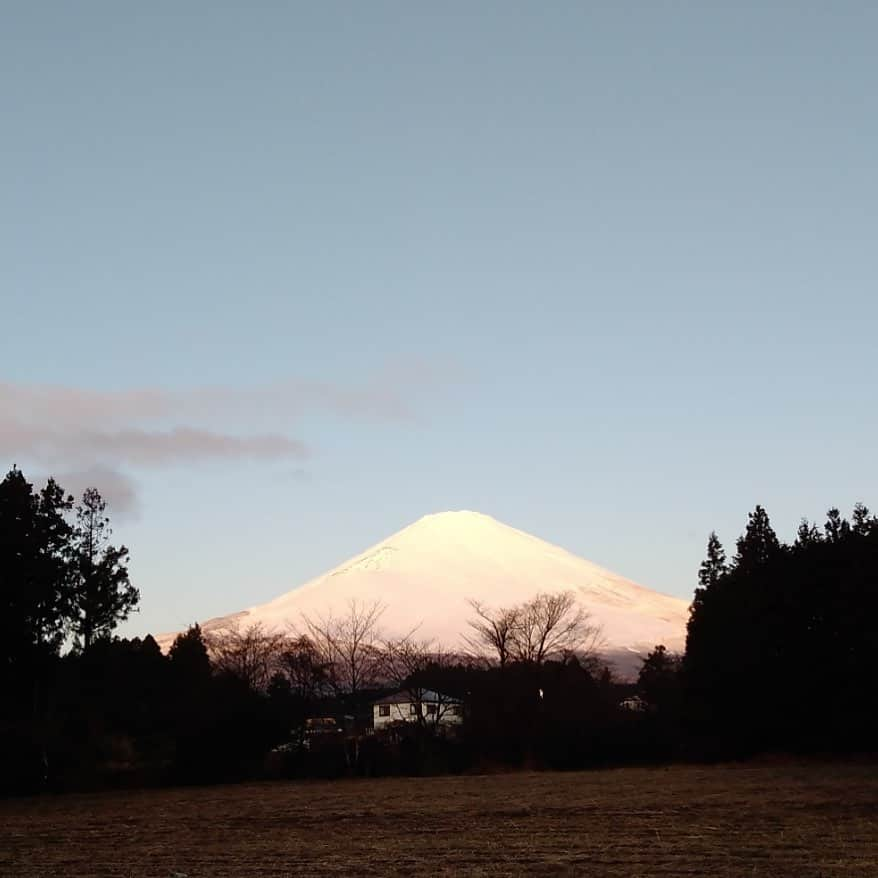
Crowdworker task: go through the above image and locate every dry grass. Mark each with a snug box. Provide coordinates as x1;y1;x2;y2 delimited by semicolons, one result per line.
2;762;878;876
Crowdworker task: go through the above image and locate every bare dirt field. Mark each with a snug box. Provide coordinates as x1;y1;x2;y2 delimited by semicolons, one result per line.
2;762;877;877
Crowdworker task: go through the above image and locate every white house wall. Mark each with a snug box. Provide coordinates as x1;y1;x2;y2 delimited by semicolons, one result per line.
373;702;463;730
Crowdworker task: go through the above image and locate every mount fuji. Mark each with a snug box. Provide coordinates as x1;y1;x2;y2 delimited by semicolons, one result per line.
160;511;690;674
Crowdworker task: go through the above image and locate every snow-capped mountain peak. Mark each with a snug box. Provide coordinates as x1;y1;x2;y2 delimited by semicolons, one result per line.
160;511;690;675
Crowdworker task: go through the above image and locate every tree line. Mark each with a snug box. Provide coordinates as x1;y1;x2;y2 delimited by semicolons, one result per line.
1;467;139;791
683;502;878;757
3;464;876;793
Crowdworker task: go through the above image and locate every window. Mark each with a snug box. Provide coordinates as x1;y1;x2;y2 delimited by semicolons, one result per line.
409;703;418;715
426;703;437;715
450;705;462;716
378;704;390;717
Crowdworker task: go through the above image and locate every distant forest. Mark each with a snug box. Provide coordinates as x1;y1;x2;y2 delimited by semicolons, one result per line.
2;464;876;795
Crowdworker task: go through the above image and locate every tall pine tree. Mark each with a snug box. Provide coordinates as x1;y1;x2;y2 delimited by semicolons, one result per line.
794;518;822;549
696;532;726;595
733;505;781;571
823;507;850;543
70;488;139;651
851;502;874;536
684;532;729;713
687;531;727;651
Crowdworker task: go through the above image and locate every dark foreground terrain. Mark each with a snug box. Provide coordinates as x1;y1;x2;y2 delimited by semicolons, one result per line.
2;762;877;877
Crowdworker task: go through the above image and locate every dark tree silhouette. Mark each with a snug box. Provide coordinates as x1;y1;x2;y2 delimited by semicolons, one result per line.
6;463;878;790
465;592;602;668
0;468;73;667
70;488;139;651
637;645;681;713
698;532;726;590
685;501;878;756
690;531;726;618
823;507;849;543
464;599;519;668
278;635;332;701
851;502;874;535
0;468;74;790
168;624;212;684
206;622;286;691
794;518;822;548
733;505;780;572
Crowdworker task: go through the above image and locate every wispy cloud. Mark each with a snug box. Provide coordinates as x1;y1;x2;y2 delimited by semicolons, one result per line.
0;377;419;429
0;368;443;508
0;420;308;468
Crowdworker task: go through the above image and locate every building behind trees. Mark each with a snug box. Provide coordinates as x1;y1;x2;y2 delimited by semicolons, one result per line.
2;464;877;794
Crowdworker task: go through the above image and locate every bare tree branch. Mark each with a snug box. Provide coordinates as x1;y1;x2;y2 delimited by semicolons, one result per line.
205;621;286;690
466;591;603;667
463;599;520;668
299;599;386;696
380;633;456;731
512;591;603;665
278;634;333;701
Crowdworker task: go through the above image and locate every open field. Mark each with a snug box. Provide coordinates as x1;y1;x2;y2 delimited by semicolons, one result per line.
2;763;878;877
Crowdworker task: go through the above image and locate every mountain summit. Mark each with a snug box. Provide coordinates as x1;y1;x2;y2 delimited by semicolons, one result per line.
165;511;689;672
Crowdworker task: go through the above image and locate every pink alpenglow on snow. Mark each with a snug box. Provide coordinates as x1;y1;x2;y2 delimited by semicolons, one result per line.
160;511;690;674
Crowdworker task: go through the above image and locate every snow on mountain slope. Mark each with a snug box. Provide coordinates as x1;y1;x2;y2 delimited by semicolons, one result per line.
160;511;690;672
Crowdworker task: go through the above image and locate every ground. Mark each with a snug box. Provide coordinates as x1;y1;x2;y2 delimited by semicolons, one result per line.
2;762;877;876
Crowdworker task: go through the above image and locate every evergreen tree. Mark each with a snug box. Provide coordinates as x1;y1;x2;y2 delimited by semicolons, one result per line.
0;468;74;791
733;505;781;571
168;624;212;683
686;507;786;754
637;645;681;713
794;518;822;548
684;498;878;756
694;532;726;601
70;488;139;651
0;468;73;669
823;507;850;543
851;502;874;536
687;531;727;648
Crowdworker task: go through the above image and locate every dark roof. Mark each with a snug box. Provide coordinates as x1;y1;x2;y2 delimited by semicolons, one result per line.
373;689;459;706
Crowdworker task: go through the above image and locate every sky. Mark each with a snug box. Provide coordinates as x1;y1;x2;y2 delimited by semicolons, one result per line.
2;2;876;639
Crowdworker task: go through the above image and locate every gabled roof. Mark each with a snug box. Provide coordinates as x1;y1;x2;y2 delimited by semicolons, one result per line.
373;689;460;706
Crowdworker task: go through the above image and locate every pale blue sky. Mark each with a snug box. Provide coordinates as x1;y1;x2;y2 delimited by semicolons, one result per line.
2;2;876;637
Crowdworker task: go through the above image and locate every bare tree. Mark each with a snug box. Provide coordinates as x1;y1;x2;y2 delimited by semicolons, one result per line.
206;621;286;690
466;591;603;668
278;634;332;701
464;599;520;668
381;632;433;684
300;599;385;696
380;633;458;732
512;591;602;665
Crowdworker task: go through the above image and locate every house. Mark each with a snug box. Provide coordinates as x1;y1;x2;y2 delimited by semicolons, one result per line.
372;689;463;731
619;694;648;712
